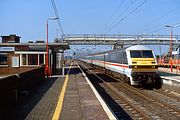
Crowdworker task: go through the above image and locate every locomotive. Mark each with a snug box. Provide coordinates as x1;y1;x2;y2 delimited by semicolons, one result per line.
80;45;162;89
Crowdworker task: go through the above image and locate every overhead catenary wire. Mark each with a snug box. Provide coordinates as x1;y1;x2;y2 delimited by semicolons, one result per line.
105;0;137;32
50;0;64;35
146;22;180;35
142;6;180;34
104;0;125;30
51;0;58;17
105;0;148;34
147;28;166;35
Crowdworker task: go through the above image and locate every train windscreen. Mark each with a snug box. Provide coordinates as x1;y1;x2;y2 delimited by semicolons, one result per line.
130;50;154;58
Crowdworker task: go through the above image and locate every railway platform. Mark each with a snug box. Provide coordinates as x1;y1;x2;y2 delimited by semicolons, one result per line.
158;67;180;88
22;62;114;120
1;62;179;119
159;67;180;80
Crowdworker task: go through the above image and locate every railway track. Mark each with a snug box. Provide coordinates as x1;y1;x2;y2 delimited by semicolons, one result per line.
111;80;180;119
153;88;180;102
78;61;180;120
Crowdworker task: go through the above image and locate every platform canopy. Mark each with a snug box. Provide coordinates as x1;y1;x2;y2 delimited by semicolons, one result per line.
0;42;70;52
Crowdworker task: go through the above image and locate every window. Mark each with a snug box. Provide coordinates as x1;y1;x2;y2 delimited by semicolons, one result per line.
130;51;142;58
22;54;27;65
123;52;128;64
0;54;7;65
142;51;154;58
130;50;154;58
39;54;44;65
28;54;38;65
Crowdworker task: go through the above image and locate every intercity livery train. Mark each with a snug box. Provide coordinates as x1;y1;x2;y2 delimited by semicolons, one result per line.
80;45;162;89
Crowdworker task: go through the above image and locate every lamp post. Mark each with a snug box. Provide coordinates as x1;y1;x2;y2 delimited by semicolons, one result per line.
45;17;59;77
164;24;180;72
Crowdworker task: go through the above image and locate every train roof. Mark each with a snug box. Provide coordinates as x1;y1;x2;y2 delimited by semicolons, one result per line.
125;45;152;51
86;47;127;56
86;45;152;56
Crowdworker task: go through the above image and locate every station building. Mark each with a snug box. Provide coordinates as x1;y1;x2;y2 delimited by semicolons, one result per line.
0;34;70;72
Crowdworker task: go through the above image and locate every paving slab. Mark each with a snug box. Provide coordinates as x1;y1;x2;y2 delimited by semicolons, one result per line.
59;66;110;120
23;64;110;120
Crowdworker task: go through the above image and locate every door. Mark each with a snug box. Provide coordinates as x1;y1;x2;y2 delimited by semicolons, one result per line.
12;56;19;67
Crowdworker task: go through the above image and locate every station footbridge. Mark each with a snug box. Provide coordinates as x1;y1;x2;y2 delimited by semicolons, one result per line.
57;34;180;50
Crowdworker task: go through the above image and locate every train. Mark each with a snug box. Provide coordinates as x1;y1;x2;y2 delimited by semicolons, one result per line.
80;45;162;89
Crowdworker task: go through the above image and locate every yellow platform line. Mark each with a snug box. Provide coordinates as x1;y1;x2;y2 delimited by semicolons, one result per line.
52;64;72;120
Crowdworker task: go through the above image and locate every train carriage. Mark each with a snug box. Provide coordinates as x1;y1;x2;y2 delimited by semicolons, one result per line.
81;45;162;89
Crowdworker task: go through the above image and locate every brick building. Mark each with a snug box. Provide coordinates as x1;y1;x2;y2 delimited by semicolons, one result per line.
0;35;69;72
1;34;21;43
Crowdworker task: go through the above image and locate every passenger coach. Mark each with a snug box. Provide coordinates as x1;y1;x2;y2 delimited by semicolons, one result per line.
81;45;162;89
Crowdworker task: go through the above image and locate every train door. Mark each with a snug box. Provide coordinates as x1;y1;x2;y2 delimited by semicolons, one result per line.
104;53;108;68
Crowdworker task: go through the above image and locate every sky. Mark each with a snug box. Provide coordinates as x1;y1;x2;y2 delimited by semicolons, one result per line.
0;0;180;55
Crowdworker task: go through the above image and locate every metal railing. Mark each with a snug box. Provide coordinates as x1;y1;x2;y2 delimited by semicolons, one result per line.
61;34;180;46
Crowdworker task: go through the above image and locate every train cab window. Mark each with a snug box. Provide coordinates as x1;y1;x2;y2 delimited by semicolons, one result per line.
130;50;154;58
142;50;154;58
130;51;142;58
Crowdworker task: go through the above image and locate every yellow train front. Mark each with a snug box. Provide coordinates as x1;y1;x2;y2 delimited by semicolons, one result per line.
126;45;162;89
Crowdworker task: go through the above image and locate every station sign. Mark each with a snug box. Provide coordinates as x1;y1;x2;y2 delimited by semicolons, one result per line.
0;47;15;51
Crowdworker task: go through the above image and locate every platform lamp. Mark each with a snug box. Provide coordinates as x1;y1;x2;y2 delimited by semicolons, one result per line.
164;24;180;72
45;17;59;77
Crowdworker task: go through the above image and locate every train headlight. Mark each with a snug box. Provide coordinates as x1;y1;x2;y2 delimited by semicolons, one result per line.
134;66;137;68
152;66;158;68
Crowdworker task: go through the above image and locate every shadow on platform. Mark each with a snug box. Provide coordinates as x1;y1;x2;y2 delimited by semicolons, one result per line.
3;77;58;120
